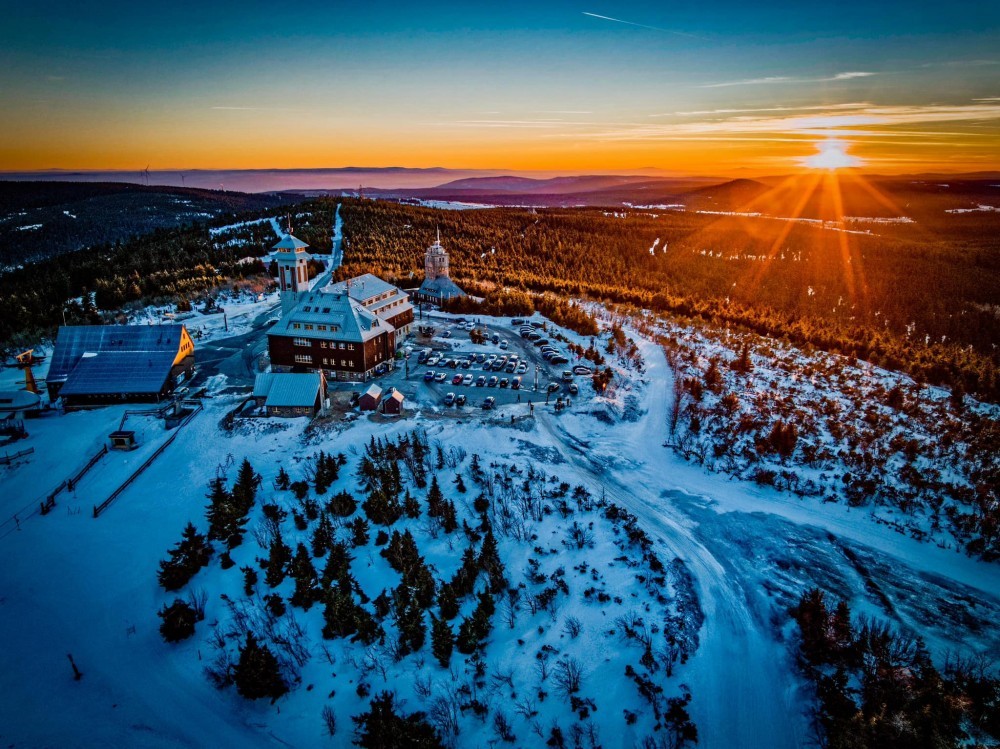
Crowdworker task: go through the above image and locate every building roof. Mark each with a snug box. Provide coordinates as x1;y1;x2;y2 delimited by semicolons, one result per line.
271;291;392;343
253;373;276;399
327;273;398;303
50;325;188;396
418;275;466;300
361;384;382;401
272;233;309;251
388;389;404;403
264;373;323;408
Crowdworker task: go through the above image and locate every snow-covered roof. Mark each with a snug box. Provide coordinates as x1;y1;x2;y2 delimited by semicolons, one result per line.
388;389;404;403
418;275;466;300
271;292;392;343
264;373;323;409
327;273;398;303
361;384;382;401
271;233;309;251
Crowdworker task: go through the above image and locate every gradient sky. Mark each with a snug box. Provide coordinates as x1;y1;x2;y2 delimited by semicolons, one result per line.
1;0;998;174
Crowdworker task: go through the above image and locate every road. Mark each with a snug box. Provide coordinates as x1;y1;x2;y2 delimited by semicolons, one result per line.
535;334;808;748
192;203;344;389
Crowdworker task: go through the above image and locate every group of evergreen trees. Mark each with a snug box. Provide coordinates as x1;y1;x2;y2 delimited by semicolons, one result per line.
791;588;1000;748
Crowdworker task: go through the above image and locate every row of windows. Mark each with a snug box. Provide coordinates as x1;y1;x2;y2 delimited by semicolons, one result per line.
321;358;352;367
294;354;312;364
293;337;355;350
292;322;339;332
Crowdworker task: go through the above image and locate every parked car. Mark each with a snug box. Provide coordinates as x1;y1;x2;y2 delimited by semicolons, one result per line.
527;332;542;341
531;321;545;328
568;383;579;395
547;382;561;393
542;351;556;361
488;376;498;387
424;370;436;382
492;334;500;344
550;355;569;365
482;396;496;410
505;362;516;373
499;339;509;349
446;359;459;368
455;393;467;406
573;365;592;375
444;392;455;406
534;338;549;347
520;329;532;338
426;355;440;366
474;352;486;363
440;330;452;338
463;374;474;386
562;370;574;382
434;372;448;383
452;374;463;385
476;375;487;386
512;376;522;390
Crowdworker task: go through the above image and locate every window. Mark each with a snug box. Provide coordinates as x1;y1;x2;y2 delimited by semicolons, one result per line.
304;324;313;331
322;308;330;313
293;337;310;347
294;354;312;364
317;325;327;331
303;306;312;312
340;359;348;367
347;343;355;351
322;358;329;365
292;323;301;330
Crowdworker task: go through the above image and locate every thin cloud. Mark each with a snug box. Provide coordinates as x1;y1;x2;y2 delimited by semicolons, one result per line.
210;106;304;112
701;71;875;88
655;102;870;117
549;102;1000;143
581;12;702;39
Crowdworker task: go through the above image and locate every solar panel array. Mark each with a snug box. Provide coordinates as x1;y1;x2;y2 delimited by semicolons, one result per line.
50;325;185;396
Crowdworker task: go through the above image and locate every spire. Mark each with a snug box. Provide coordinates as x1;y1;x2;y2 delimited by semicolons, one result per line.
436;225;440;245
286;214;292;235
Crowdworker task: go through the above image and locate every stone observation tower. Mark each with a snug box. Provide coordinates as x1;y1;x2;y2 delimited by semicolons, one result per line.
424;227;450;281
416;228;466;305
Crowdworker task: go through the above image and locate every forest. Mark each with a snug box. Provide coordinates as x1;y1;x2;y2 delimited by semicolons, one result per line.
790;588;999;748
331;198;1000;400
0;181;294;268
2;190;998;402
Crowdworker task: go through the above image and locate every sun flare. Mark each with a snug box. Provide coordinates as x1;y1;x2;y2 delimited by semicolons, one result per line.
802;139;862;170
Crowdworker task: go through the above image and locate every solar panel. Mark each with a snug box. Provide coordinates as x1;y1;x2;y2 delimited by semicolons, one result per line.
51;325;186;396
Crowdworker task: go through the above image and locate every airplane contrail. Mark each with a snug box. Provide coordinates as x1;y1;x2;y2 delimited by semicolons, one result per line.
581;11;703;39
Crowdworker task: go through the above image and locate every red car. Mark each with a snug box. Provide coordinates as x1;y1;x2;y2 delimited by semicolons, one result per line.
452;374;463;385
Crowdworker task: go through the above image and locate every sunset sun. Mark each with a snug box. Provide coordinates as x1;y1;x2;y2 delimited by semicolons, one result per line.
802;139;862;170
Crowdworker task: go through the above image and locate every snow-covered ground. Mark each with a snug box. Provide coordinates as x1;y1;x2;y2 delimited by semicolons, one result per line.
0;309;997;748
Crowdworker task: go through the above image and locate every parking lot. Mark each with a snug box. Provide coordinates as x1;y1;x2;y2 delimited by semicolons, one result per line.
401;315;591;412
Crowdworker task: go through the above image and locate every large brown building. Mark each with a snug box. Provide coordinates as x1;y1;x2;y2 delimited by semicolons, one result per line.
268;231;414;382
325;273;414;337
268;291;398;381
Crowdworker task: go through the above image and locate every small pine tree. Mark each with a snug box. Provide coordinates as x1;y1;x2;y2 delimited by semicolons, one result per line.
158;599;199;642
403;490;421;519
430;614;454;668
438;582;459;620
158;522;213;591
353;692;443;749
289;543;319;610
311;513;335;557
275;466;291;491
233;632;288;701
440;500;458;534
231;458;261;516
453;474;467;493
427;476;444;518
350;517;371;547
264;530;292;588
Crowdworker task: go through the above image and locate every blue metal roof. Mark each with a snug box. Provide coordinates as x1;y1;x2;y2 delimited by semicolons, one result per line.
50;325;187;396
